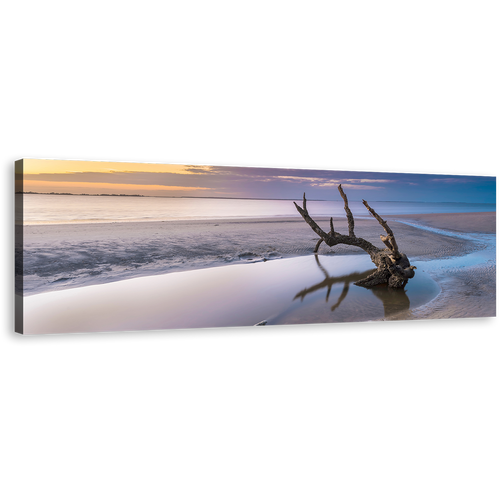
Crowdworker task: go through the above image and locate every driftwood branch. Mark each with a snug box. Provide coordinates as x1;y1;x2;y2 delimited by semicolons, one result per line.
293;195;329;241
338;184;355;237
294;187;380;257
294;185;416;289
362;199;401;260
313;217;335;253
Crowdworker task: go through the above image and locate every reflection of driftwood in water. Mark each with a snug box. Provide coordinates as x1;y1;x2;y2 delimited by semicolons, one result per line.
294;255;411;317
370;286;410;317
294;255;373;311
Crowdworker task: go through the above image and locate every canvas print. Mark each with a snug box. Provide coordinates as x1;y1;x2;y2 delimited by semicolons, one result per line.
15;159;496;334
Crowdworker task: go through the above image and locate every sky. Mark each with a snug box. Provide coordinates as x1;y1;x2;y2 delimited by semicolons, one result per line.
17;159;496;204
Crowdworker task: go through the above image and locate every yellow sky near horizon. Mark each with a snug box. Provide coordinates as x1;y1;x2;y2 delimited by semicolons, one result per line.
17;159;211;196
20;159;193;175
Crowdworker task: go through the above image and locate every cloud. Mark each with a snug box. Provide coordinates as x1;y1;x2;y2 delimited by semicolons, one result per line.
341;178;398;184
273;175;326;183
272;176;390;185
185;165;235;174
184;166;400;186
269;176;395;189
311;182;382;190
430;177;475;184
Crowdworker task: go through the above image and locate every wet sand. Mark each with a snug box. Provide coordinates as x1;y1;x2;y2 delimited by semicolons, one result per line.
18;212;495;295
393;211;496;234
18;212;496;329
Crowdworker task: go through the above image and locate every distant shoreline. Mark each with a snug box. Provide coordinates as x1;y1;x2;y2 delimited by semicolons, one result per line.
15;192;497;204
17;191;147;197
16;191;325;201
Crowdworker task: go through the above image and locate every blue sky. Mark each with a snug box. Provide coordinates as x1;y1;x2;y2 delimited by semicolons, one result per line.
22;160;496;204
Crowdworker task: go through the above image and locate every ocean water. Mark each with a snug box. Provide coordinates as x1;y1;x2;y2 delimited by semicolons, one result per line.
19;194;496;225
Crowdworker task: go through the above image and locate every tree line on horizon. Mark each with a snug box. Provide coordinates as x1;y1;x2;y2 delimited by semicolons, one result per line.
16;191;145;197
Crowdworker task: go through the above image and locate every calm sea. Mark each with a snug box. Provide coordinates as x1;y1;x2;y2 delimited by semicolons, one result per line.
18;194;496;225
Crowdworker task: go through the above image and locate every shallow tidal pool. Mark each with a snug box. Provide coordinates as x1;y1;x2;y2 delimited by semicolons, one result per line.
23;254;441;334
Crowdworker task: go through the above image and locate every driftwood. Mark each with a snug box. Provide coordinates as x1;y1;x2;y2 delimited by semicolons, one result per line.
294;185;416;289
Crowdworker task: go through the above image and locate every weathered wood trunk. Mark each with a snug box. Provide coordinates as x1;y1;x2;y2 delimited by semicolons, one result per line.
294;185;416;289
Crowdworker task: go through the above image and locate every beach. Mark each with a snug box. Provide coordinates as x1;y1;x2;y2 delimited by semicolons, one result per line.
19;211;496;332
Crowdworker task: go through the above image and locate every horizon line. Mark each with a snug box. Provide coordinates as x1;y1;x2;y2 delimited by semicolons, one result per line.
16;191;496;204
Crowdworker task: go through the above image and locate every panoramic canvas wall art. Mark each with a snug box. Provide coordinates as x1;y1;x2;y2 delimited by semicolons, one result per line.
15;159;496;334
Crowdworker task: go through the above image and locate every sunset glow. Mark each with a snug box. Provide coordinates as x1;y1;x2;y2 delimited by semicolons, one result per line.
22;159;193;176
16;159;496;203
19;159;214;197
